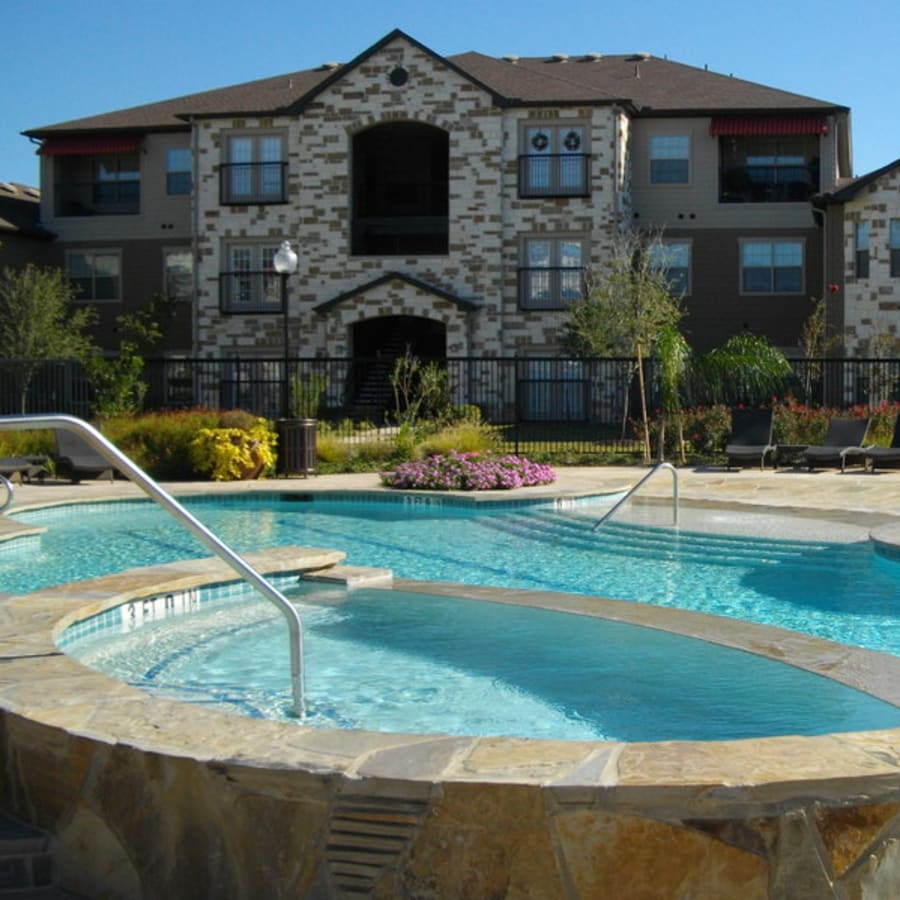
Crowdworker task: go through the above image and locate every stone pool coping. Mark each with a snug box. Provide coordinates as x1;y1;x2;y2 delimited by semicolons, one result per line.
6;473;900;895
2;544;899;806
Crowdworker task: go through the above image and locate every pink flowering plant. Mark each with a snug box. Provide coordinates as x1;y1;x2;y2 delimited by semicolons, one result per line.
381;450;556;491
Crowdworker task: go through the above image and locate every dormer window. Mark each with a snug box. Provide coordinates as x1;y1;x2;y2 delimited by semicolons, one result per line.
519;125;590;198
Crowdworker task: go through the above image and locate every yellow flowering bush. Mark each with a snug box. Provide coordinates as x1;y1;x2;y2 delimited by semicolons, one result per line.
189;419;277;481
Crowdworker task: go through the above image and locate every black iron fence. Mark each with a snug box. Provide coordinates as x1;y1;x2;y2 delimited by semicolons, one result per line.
3;355;900;456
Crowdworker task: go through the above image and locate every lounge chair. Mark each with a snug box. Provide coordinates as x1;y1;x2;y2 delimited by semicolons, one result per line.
802;417;871;472
52;430;115;484
0;456;49;484
724;408;775;469
865;417;900;472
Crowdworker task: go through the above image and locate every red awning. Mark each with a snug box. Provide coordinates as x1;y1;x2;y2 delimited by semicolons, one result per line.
709;116;829;137
38;135;141;156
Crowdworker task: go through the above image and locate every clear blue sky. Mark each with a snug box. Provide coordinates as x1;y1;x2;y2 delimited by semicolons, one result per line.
4;0;898;187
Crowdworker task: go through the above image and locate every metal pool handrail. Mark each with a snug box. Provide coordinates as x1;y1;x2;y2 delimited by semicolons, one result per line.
592;461;679;531
0;414;306;718
0;474;12;514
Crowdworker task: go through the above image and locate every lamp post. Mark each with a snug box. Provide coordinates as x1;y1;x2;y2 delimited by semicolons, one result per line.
273;240;299;418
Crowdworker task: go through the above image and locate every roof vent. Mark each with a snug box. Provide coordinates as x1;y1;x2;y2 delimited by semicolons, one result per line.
551;53;569;62
632;51;651;60
503;55;519;64
584;52;603;62
0;182;14;194
320;61;341;70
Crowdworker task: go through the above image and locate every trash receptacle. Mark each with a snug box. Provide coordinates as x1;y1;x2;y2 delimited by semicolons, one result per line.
276;418;317;476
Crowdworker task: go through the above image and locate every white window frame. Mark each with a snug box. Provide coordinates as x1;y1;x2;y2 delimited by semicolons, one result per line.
163;247;193;302
890;220;900;278
649;135;690;185
220;242;283;313
519;123;590;197
739;238;805;295
221;132;286;204
65;249;122;303
519;236;587;310
650;239;692;296
165;148;192;195
855;222;870;279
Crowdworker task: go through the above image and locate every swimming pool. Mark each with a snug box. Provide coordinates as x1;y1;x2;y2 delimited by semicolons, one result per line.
7;492;900;655
9;487;900;898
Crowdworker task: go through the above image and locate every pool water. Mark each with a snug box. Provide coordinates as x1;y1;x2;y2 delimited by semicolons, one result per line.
7;494;900;655
66;583;900;742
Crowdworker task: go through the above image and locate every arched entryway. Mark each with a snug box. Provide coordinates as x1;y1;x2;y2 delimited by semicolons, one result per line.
349;315;447;417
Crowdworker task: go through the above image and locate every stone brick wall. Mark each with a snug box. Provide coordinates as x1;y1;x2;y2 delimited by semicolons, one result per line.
194;35;623;360
842;167;900;356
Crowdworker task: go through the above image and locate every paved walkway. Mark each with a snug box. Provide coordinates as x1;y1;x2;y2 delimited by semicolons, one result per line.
6;464;900;522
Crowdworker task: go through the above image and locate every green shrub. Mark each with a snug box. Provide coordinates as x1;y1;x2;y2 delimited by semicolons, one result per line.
100;409;220;479
0;430;54;459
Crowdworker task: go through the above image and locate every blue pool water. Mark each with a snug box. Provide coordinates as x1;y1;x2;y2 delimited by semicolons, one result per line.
66;582;900;742
6;493;900;655
12;492;900;740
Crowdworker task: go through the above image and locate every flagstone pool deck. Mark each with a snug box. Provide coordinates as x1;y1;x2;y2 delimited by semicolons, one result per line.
3;466;900;898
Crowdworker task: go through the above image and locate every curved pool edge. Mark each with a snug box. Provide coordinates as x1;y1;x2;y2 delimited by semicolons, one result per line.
4;551;900;897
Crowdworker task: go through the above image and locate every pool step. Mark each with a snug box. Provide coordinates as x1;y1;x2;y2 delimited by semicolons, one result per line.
0;813;64;897
303;565;394;590
483;512;862;572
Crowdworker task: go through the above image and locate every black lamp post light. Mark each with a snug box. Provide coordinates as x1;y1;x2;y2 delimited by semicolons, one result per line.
272;240;299;419
271;240;316;477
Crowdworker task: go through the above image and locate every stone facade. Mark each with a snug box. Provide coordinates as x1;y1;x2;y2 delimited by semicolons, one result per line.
194;34;626;361
840;164;900;356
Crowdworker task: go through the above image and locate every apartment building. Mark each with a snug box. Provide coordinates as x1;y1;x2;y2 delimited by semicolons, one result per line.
817;158;900;358
24;29;852;368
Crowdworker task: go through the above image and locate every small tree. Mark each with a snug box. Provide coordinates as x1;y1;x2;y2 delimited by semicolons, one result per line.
0;265;97;412
562;229;683;462
692;333;794;406
798;297;841;403
85;293;176;419
655;324;692;463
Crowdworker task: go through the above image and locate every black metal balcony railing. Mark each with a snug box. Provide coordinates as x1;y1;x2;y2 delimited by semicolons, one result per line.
351;216;450;255
219;271;284;314
54;180;140;216
518;154;590;198
518;267;585;310
219;162;288;205
719;164;817;203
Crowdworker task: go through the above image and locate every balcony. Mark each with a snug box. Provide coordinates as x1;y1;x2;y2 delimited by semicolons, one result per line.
352;179;449;256
719;163;817;203
220;162;288;205
54;179;140;216
518;267;584;310
518;154;590;198
219;270;283;314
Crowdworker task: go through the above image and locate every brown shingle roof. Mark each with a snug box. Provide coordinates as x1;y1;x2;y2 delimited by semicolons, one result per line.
0;182;52;237
451;52;843;113
819;157;900;203
23;30;846;138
